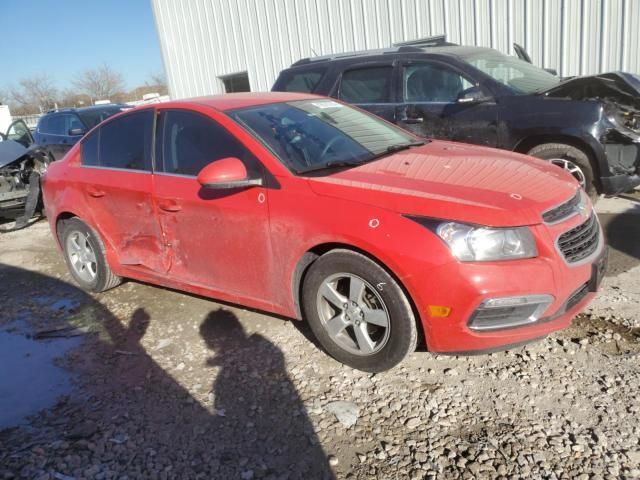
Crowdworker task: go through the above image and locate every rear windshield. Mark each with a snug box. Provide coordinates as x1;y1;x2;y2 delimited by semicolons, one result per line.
78;106;129;129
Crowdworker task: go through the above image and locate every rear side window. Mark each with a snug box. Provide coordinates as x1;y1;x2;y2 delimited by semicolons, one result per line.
279;69;324;93
339;67;393;103
81;131;99;166
159;110;259;177
80;110;153;170
48;114;66;135
37;116;50;133
99;111;153;170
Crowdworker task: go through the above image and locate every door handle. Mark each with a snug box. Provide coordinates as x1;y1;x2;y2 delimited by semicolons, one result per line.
403;117;424;124
158;200;182;212
87;187;105;198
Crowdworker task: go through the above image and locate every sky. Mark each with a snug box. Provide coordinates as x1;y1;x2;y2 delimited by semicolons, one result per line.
0;0;164;92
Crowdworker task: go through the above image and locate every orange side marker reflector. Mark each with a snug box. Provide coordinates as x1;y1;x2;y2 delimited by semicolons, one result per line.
429;305;451;317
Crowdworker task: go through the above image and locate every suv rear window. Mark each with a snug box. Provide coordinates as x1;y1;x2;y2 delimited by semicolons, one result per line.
339;67;393;104
279;69;325;93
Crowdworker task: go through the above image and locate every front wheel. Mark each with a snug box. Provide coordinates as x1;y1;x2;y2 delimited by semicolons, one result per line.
301;250;418;372
527;143;599;202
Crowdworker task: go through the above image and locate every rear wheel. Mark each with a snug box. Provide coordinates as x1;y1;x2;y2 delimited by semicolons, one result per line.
301;249;418;372
527;143;598;201
59;217;121;292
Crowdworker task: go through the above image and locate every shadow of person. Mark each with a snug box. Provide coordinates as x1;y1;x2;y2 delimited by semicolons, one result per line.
200;309;335;480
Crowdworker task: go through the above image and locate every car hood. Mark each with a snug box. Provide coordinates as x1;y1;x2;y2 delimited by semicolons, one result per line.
541;71;640;101
306;141;579;227
0;140;28;169
540;72;640;139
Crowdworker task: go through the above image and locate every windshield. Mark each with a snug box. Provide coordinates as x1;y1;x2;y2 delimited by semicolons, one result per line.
78;106;129;129
230;99;417;174
466;51;560;94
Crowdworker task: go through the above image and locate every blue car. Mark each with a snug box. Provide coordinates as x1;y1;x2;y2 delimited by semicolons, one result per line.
35;104;128;160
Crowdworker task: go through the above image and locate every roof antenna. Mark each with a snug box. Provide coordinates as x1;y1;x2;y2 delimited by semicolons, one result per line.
310;47;319;57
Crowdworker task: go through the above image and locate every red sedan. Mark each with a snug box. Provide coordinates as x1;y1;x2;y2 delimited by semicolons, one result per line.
42;93;606;372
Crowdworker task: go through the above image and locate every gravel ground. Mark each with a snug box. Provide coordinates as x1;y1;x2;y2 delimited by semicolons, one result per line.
1;195;639;480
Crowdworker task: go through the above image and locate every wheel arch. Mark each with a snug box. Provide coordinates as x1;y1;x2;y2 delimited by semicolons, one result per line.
291;242;425;345
513;134;603;189
54;211;119;270
54;211;81;245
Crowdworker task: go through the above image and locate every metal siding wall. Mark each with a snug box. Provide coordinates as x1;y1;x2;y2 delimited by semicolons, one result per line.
151;0;640;99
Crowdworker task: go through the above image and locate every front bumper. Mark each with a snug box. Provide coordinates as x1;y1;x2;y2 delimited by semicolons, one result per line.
601;142;640;194
405;216;607;353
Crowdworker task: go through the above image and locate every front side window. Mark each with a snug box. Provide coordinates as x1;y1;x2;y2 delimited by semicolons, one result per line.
339;67;393;104
403;63;474;102
159;110;258;176
67;114;85;132
83;110;153;170
230;99;418;174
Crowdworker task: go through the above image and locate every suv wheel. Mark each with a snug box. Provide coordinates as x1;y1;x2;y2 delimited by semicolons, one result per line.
301;249;418;372
527;143;598;201
59;217;121;292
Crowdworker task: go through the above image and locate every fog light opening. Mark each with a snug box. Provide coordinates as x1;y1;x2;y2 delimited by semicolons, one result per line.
468;294;554;331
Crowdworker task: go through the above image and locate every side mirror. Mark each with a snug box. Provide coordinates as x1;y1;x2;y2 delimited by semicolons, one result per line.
197;157;263;189
69;128;85;136
457;86;491;104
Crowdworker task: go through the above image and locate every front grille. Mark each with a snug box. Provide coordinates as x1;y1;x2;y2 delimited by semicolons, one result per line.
543;190;581;223
558;214;600;263
565;283;589;312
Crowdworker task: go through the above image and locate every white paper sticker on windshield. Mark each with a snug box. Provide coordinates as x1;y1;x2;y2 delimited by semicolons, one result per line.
310;100;343;109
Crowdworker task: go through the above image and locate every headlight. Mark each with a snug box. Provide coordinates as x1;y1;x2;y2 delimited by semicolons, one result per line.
435;222;537;261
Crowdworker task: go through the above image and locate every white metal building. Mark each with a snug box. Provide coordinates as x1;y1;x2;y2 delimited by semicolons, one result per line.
151;0;640;100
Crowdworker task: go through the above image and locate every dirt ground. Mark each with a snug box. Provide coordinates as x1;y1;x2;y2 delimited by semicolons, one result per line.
1;193;639;480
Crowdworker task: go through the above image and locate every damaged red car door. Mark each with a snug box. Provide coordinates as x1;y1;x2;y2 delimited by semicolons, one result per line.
152;107;272;303
75;109;167;272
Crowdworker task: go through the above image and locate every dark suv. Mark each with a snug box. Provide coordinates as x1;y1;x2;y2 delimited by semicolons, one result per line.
35;104;128;160
273;42;640;199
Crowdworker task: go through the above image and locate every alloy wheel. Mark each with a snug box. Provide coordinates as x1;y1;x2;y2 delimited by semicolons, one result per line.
65;230;97;283
549;158;587;188
316;273;391;356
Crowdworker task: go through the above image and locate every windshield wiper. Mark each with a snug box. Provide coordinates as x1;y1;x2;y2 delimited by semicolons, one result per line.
297;160;365;174
369;141;426;160
297;141;426;175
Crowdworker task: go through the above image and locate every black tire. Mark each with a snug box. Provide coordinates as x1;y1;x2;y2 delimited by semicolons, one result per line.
527;143;599;202
301;249;418;372
58;217;121;292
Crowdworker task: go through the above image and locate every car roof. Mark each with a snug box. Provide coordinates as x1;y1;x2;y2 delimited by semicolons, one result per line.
289;45;495;68
44;104;127;115
188;92;322;111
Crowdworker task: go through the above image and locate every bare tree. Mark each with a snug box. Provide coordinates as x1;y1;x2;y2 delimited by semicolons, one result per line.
73;64;125;102
0;87;8;105
145;72;168;96
59;88;93;108
9;75;59;112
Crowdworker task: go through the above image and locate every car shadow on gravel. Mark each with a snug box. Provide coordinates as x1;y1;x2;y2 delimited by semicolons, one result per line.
0;264;334;479
599;203;640;273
